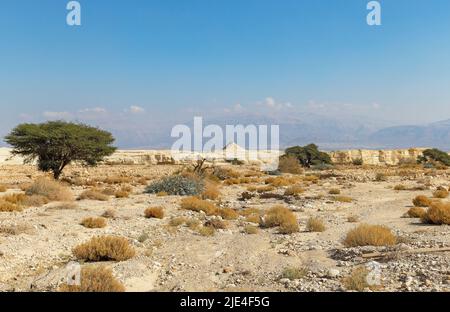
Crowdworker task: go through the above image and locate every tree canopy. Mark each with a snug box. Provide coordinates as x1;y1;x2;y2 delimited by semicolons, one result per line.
283;144;332;168
418;148;450;167
5;121;117;179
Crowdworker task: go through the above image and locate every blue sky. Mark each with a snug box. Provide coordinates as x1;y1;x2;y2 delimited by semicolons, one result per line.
1;0;450;147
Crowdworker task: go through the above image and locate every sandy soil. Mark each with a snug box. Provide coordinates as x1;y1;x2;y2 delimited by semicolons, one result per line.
0;163;449;292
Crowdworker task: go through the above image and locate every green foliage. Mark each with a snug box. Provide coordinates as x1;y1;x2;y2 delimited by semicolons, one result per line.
145;175;204;196
283;144;332;168
5;121;116;179
418;148;450;167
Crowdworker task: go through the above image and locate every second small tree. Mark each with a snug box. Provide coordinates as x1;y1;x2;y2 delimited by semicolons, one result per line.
5;121;117;179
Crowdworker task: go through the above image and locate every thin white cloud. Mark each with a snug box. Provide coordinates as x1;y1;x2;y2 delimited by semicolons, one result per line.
43;111;72;119
128;105;145;114
79;107;107;113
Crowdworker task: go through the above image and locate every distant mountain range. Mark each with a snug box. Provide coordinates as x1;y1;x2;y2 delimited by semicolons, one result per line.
2;113;450;151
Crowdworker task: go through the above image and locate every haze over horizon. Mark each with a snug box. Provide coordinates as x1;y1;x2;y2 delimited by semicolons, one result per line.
1;0;450;149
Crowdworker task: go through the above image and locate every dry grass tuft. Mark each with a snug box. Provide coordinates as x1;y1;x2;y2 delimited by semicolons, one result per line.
260;205;299;234
0;200;23;212
114;188;130;198
407;207;427;219
80;217;107;229
343;224;396;247
218;208;239;220
197;225;215;236
180;197;218;215
433;189;449;199
243;224;258;234
278;155;303;174
328;188;341;195
0;223;34;235
26;177;73;201
284;185;305;196
280;266;307;280
156;191;168;197
342;267;371;291
78;189;109;201
101;209;117;219
421;202;450;225
169;216;188;227
412;195;432;207
0;184;7;192
144;206;165;219
204;219;228;229
201;182;221;200
306;217;326;232
103;176;132;185
347;215;359;223
59;266;125;292
334;195;353;203
73;236;135;261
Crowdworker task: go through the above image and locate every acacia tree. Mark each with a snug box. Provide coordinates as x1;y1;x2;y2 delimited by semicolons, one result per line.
284;143;332;168
5;121;117;179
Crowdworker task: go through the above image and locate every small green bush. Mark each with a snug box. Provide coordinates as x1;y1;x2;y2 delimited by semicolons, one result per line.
145;175;204;196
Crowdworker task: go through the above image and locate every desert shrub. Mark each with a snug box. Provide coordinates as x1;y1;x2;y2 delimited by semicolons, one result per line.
197;225;215;236
103;176;132;185
343;224;397;247
342;267;371;291
280;266;307;280
26;177;73;201
145;175;204;196
201;182;220;200
211;167;240;180
433;189;449;199
101;209;116;219
78;189;109;201
260;205;299;234
243;224;258;234
418;148;450;167
59;266;125;292
328;188;341;195
407;207;426;218
421;202;450;225
22;195;50;207
256;185;275;193
412;195;431;207
144;206;164;219
81;217;107;229
169;216;188;227
218;208;239;220
101;187;116;196
375;173;387;182
284;185;305;196
306;217;326;232
352;158;363;166
204;219;228;229
239;191;255;201
334;195;353;203
265;176;300;187
302;175;320;184
284;144;332;168
73;236;135;261
393;184;407;191
0;223;34;235
278;155;303;174
5;121;116;179
180;197;218;215
347;215;359;223
114;189;130;198
0;185;7;192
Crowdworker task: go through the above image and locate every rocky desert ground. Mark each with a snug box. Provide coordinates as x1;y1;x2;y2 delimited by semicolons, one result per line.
1;150;450;292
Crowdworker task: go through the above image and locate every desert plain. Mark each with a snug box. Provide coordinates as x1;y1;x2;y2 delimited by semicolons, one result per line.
0;148;449;292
